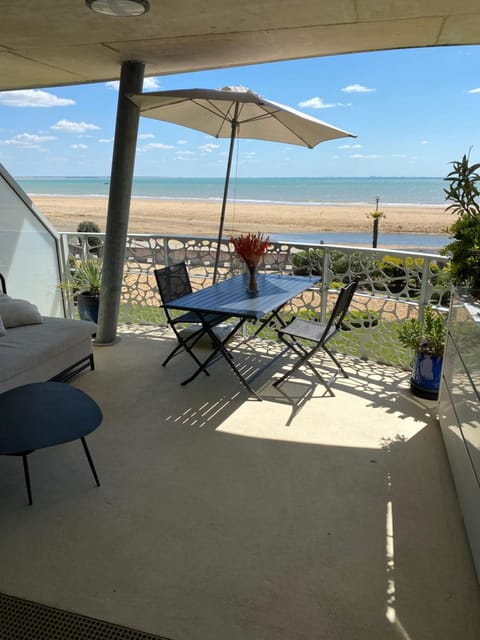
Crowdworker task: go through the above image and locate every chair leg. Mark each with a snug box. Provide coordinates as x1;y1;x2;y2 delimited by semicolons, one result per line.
162;332;210;375
274;357;336;395
81;437;100;487
274;337;337;395
323;346;349;378
274;335;320;384
22;454;33;506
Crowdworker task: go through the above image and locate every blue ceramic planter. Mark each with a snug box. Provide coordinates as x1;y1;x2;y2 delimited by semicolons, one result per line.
410;352;443;400
77;293;100;324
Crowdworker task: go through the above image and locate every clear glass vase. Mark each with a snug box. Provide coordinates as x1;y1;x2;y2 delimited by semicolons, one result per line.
247;266;258;294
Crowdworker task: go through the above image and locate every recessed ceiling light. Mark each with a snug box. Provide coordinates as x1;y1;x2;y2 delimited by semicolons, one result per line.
86;0;150;17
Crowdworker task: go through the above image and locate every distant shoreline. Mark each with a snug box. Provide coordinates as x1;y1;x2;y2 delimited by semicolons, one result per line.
30;194;452;240
18;175;449;208
26;192;448;209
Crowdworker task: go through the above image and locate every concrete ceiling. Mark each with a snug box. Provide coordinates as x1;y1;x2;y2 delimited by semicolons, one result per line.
0;1;479;91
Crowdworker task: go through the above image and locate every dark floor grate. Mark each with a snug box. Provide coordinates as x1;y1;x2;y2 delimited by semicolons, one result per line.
0;592;173;640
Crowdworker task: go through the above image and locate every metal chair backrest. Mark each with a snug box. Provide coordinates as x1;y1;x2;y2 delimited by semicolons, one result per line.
154;263;193;307
323;278;359;335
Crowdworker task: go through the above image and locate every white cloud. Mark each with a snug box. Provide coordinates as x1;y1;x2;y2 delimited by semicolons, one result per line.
198;143;221;153
299;97;336;109
99;138;113;143
468;88;480;93
392;153;408;158
0;89;75;107
143;77;161;90
138;133;155;139
51;120;100;133
105;76;160;91
338;143;362;149
139;142;175;151
176;149;195;156
177;139;188;145
1;132;56;147
341;84;375;93
421;140;430;145
71;143;88;149
350;153;381;159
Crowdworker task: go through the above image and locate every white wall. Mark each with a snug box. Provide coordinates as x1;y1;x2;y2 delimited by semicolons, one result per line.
0;164;64;316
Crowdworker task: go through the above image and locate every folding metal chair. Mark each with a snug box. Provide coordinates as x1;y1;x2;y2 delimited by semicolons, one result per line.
154;263;230;371
274;278;360;394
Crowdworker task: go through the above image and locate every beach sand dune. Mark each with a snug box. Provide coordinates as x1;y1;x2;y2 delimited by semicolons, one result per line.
31;195;451;239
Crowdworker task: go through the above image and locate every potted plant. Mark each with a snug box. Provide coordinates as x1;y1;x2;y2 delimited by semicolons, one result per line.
77;219;103;256
396;305;446;400
441;151;480;299
61;259;102;323
230;232;271;294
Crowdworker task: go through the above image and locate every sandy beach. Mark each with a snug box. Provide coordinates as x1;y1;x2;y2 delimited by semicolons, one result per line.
30;195;451;238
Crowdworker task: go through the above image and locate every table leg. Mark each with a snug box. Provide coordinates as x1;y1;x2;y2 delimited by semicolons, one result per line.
181;318;244;384
81;437;100;487
22;454;33;506
181;317;262;399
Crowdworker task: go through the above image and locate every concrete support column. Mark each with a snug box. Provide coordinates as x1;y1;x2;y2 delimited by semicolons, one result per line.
96;60;144;345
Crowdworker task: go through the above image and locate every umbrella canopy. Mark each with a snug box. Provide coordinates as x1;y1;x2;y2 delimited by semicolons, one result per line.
128;86;356;279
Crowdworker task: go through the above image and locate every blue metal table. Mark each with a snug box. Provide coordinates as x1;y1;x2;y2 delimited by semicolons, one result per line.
164;272;316;397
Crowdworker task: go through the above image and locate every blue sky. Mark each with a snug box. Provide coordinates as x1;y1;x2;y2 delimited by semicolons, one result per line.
0;45;478;179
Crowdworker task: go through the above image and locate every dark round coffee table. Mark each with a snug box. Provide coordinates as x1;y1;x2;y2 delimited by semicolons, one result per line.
0;382;103;505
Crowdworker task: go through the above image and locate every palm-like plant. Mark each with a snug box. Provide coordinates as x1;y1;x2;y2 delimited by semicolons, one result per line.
444;151;480;218
442;150;480;296
367;196;385;248
62;259;102;296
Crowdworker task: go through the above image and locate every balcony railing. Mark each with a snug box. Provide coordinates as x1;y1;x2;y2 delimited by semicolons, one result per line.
59;232;450;370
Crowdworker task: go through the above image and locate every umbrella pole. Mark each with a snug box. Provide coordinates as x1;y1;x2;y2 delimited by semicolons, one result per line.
213;107;239;283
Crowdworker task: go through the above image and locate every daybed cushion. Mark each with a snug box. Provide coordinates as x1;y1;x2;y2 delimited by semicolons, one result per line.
0;299;43;328
0;316;96;393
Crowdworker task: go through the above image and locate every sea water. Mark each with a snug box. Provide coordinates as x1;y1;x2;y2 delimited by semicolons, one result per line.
16;175;448;205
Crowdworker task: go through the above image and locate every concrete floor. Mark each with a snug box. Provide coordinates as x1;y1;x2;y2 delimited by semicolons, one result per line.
1;326;479;640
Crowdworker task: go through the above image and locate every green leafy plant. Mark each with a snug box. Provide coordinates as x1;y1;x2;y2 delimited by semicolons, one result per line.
291;248;379;284
77;220;102;255
396;305;446;357
442;151;480;297
341;309;380;330
61;259;102;296
442;214;480;296
291;248;324;276
444;152;480;218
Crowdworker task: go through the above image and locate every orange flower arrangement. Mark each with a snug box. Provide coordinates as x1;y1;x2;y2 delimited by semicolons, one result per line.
230;232;271;271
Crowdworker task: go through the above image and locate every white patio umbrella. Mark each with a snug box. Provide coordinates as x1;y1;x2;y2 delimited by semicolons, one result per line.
128;86;356;281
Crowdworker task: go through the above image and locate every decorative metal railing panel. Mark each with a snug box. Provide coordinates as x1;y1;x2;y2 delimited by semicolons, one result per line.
59;232;450;369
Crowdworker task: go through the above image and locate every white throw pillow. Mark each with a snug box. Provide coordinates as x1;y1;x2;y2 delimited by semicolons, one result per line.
0;299;43;328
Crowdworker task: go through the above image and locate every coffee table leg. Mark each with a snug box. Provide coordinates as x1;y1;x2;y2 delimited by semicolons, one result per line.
22;455;33;506
80;437;100;487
